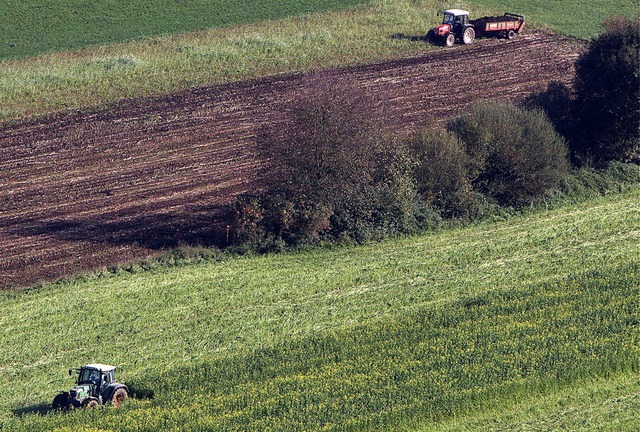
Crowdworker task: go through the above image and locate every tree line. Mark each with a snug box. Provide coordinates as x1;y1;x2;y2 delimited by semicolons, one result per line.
227;17;639;250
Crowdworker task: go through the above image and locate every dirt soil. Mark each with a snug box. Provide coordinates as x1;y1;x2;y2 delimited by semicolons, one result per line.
0;31;583;289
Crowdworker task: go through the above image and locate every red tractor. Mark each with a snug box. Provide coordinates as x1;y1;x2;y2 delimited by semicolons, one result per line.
427;9;525;47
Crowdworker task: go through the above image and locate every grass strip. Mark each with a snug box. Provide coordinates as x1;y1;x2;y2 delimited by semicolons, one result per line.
5;261;638;430
0;0;372;61
0;190;637;425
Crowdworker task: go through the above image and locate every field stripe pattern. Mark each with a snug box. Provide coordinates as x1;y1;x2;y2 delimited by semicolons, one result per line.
0;32;583;288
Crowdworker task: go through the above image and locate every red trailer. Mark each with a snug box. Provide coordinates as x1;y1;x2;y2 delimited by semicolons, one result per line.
427;9;525;47
471;13;526;40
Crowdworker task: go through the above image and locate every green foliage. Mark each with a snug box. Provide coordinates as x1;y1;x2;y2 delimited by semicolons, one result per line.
448;102;570;206
558;161;640;201
232;74;427;245
408;127;479;219
572;16;640;165
0;0;372;61
4;260;638;430
523;81;574;145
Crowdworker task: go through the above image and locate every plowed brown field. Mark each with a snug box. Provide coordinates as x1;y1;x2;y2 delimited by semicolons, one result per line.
0;32;583;289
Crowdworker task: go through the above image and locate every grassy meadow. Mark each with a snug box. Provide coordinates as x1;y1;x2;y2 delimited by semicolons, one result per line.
475;0;640;39
0;189;638;430
2;0;632;122
0;0;372;61
2;1;639;430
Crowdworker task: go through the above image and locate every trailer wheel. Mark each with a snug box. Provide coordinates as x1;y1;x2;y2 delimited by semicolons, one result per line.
462;27;475;45
507;30;516;40
445;33;455;47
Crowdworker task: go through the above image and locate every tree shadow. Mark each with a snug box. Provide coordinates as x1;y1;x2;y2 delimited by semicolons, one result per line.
9;205;230;251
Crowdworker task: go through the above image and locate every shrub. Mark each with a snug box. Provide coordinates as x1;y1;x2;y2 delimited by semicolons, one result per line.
448;102;571;206
407;127;478;219
523;81;575;146
258;72;387;205
572;16;640;165
231;72;426;246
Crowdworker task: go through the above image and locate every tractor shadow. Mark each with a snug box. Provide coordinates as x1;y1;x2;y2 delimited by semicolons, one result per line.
12;403;53;417
390;33;432;43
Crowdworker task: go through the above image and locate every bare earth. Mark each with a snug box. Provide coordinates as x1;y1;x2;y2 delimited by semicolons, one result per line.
0;32;583;289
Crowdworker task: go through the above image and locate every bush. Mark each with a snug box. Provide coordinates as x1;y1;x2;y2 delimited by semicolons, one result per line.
523;81;575;146
407;127;479;219
230;73;427;246
572;17;640;165
448;102;570;206
258;72;387;205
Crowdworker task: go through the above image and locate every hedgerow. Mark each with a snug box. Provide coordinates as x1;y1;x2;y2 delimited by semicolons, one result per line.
228;80;578;248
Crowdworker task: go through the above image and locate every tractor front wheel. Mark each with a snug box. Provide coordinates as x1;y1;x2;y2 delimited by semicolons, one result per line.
112;388;128;408
445;33;455;47
84;399;99;409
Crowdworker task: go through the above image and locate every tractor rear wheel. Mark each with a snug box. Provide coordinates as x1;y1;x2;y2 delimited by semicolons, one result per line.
462;27;475;45
445;33;455;47
112;388;128;408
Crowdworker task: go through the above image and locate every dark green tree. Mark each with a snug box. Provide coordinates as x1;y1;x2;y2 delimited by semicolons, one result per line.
572;16;640;165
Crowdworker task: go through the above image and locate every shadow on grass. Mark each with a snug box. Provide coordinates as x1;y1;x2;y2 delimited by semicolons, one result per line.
12;403;53;417
390;32;431;43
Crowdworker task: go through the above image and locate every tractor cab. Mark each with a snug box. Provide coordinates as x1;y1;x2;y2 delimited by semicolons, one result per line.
436;9;470;37
74;364;114;396
428;9;475;46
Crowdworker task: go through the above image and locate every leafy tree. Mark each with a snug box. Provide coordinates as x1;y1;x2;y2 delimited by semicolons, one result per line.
231;72;424;245
572;16;640;165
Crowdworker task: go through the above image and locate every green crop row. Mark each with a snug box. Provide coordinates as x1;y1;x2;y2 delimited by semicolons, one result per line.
5;260;638;430
0;189;638;430
419;373;640;432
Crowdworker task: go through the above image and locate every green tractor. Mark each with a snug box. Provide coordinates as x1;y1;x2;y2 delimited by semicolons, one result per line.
52;364;129;410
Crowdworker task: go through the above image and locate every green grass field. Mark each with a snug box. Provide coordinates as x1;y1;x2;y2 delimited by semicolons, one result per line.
1;189;637;430
3;0;637;122
0;0;372;61
2;1;639;430
475;0;640;39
